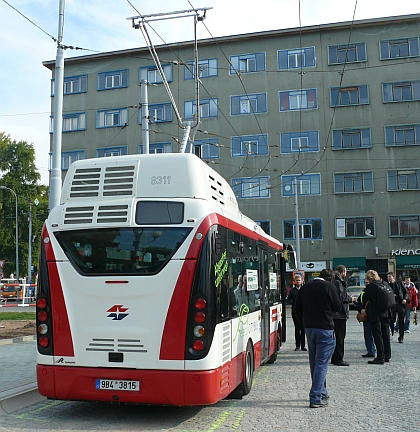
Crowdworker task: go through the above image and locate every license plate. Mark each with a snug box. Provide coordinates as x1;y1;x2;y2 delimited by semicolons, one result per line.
96;379;140;391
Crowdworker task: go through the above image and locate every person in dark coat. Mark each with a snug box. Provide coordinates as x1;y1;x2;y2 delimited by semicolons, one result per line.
287;274;306;351
294;268;342;408
331;265;355;366
387;271;408;343
360;270;392;364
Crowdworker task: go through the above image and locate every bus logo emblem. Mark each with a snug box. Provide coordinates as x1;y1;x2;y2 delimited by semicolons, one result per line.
107;304;129;321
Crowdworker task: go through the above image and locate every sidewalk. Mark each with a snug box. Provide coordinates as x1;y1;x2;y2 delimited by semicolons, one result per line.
0;336;44;414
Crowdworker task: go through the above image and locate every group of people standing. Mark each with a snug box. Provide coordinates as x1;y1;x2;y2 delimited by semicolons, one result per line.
289;267;418;408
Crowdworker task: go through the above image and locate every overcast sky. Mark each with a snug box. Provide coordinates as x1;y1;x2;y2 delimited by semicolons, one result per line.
0;0;419;185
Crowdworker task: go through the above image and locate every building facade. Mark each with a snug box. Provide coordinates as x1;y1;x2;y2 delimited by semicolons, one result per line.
44;14;420;284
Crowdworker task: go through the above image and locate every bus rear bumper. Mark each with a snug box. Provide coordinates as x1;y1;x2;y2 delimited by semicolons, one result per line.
36;357;243;406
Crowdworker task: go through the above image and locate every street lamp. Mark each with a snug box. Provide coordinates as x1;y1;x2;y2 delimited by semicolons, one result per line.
0;186;19;282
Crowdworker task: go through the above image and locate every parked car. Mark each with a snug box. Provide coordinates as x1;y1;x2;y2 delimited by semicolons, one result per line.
0;278;25;301
347;285;365;310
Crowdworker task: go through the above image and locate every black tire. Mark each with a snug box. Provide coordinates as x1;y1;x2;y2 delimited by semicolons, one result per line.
242;340;254;395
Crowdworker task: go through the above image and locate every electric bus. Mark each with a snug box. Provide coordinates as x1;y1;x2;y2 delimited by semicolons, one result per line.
36;153;295;406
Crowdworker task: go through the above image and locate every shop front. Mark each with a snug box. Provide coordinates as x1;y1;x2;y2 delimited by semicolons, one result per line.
391;250;420;283
332;256;366;286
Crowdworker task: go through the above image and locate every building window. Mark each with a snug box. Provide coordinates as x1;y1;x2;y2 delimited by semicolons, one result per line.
328;42;367;64
281;131;319;153
96;146;128;158
139;142;172;154
97;70;128;90
139;64;173;84
229;53;266;74
281;174;321;196
387;169;419;191
256;220;271;235
139;103;172;124
283;218;322;240
385;124;420;147
230;93;267;115
96;108;128;128
332;128;371;150
61;150;86;170
279;89;317;111
278;47;315;69
380;37;419;60
231;176;270;199
382;81;420;103
184;99;218;120
231;134;268;157
50;113;86;133
334;172;374;193
390;215;420;236
193;139;220;159
51;75;88;96
336;217;375;238
184;59;218;79
330;85;369;106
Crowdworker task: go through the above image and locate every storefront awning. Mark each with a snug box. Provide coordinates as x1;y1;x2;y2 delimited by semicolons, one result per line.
333;256;366;272
396;255;420;269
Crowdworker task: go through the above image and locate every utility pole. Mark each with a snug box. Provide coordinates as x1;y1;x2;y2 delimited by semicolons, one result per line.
49;0;66;210
27;201;32;282
294;178;301;271
140;79;150;154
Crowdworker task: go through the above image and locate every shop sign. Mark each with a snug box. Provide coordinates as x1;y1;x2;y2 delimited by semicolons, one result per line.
391;248;420;256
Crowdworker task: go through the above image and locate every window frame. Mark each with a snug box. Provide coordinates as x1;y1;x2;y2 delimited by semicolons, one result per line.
97;69;129;90
139;103;172;124
380;37;420;60
281;174;321;197
184;98;218;120
184;58;218;80
335;216;376;239
139;142;172;154
385;124;420;147
231;134;269;157
279;89;318;111
389;215;420;237
50;112;87;133
193;138;220;159
382;80;420;103
334;171;374;194
231;176;270;199
332;127;372;150
277;46;316;70
328;42;367;64
96;146;128;158
229;52;266;74
139;64;173;84
280;131;319;153
283;218;322;241
96;108;128;128
330;85;369;107
230;93;267;115
387;169;420;191
255;220;271;235
61;150;86;171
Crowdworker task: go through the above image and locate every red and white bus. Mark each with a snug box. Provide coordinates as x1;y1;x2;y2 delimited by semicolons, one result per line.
36;153;295;406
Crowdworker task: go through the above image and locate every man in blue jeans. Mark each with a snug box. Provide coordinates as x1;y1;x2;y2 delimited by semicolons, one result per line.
294;269;342;408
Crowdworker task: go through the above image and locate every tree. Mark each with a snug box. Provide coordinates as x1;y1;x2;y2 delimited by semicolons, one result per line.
0;132;49;280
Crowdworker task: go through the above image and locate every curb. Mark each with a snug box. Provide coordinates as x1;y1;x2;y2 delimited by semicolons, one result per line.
0;335;36;346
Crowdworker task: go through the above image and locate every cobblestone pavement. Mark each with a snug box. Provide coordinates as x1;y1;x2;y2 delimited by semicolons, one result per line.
0;310;419;431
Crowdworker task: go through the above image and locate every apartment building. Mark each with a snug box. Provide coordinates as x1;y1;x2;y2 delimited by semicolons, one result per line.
43;14;420;283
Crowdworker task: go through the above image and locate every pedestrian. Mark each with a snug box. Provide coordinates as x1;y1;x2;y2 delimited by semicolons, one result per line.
404;276;419;333
361;270;392;364
287;274;306;351
387;272;408;343
294;268;342;408
331;265;356;366
356;290;376;358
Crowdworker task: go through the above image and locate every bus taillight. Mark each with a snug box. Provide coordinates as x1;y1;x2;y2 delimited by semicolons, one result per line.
37;297;47;309
194;312;206;323
193;340;205;351
37;311;48;322
39;336;49;348
195;298;207;310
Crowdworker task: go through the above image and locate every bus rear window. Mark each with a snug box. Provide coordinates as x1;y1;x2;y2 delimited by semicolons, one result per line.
135;201;184;224
55;227;192;276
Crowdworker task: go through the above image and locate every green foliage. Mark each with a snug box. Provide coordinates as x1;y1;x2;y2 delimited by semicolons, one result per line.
0;132;49;279
0;312;36;321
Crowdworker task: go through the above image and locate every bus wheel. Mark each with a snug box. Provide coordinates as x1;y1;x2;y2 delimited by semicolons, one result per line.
242;341;254;395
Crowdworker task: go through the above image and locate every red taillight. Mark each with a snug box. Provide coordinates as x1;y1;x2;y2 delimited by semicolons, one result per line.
37;298;47;309
39;336;49;348
195;298;207;310
37;311;48;322
194;312;206;323
193;340;205;351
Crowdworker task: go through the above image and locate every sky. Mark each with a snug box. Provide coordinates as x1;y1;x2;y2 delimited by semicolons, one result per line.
0;0;419;185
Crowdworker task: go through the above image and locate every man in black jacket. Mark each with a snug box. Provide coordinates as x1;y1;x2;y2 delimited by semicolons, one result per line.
331;265;356;366
294;269;342;408
287;274;306;351
387;272;408;343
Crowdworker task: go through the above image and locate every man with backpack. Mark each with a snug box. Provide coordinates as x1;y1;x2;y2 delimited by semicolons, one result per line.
387;272;408;343
360;270;393;364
